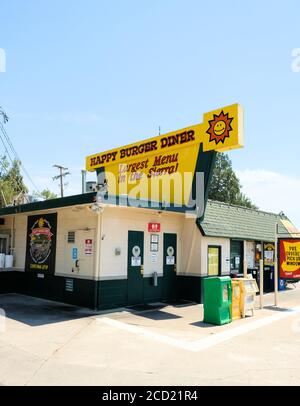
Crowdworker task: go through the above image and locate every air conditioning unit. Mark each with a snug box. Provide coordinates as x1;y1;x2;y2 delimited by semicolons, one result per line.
85;181;97;193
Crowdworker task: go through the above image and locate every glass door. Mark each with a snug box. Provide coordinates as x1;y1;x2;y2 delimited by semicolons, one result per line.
208;246;221;276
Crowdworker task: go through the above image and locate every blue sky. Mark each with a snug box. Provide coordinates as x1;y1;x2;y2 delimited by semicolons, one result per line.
1;0;300;226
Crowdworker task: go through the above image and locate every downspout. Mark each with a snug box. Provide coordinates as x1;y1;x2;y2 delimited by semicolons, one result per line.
243;240;248;278
11;215;15;257
185;219;197;275
93;210;102;310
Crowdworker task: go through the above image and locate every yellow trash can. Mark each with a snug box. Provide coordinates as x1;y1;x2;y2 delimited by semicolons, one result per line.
231;280;242;320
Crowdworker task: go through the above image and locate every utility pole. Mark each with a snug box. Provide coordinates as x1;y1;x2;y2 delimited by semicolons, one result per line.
274;223;279;307
53;165;70;198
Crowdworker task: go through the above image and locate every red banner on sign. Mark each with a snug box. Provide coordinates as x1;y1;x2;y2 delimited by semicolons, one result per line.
279;238;300;280
148;223;161;233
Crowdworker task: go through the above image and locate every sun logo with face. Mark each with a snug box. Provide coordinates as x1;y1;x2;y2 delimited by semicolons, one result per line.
206;111;233;144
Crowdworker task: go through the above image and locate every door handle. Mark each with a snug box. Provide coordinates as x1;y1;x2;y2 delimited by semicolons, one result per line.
174;264;177;273
140;265;144;275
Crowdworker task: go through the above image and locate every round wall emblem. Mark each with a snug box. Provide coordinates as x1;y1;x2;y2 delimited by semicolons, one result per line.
29;217;53;264
132;246;141;257
167;246;174;257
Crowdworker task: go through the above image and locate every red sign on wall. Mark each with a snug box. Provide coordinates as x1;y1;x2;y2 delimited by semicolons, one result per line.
279;238;300;280
148;222;161;233
85;239;93;256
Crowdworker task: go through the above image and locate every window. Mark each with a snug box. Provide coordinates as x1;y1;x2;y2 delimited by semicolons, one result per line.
67;231;76;244
230;240;243;273
208;246;221;276
0;234;9;254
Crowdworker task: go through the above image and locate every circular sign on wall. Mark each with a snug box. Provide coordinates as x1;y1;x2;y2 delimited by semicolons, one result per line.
132;246;141;257
167;246;174;257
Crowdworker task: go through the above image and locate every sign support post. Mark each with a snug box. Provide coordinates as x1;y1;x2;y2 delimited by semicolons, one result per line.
259;259;264;309
274;223;279;307
243;241;248;278
243;260;248;278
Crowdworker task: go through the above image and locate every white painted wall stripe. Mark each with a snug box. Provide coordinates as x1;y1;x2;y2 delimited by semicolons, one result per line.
97;306;300;352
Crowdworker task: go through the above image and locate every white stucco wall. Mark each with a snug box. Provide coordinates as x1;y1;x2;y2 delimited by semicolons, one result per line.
1;207;98;276
179;220;231;277
12;214;27;269
179;219;202;276
99;206;184;280
1;204;232;279
55;206;97;279
200;236;231;276
245;240;255;269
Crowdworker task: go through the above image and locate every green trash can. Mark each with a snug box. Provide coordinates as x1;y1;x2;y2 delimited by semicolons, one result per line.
203;276;232;325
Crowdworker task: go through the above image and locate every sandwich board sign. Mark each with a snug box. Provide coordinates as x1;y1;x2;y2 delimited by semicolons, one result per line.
279;238;300;280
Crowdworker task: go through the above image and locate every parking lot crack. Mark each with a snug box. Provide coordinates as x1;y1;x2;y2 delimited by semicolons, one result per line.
23;318;94;386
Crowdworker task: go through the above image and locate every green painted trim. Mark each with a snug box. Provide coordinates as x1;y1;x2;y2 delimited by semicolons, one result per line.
0;272;211;310
0;192;197;217
0;271;96;309
97;279;128;309
101;195;197;213
0;193;97;216
24;273;97;308
192;146;217;224
143;276;163;302
0;271;25;294
97;276;164;310
177;275;213;304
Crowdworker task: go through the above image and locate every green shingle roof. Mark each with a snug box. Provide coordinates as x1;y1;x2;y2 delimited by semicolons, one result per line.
199;200;298;242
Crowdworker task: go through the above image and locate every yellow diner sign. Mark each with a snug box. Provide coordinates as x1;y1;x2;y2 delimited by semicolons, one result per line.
86;103;244;205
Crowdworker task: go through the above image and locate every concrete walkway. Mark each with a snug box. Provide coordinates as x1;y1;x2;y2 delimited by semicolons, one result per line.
0;287;300;386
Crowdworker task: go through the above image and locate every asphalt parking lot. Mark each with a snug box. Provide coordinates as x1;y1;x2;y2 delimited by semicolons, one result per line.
0;287;300;386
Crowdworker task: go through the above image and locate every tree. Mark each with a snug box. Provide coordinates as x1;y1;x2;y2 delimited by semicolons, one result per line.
39;189;58;200
0;157;28;207
208;153;257;209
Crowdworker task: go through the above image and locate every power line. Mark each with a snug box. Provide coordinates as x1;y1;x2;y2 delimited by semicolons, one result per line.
0;109;41;193
0;158;9;177
0;127;14;163
0;122;19;159
0;121;40;191
0;110;31;203
0;107;8;123
0;157;28;196
0;153;26;193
